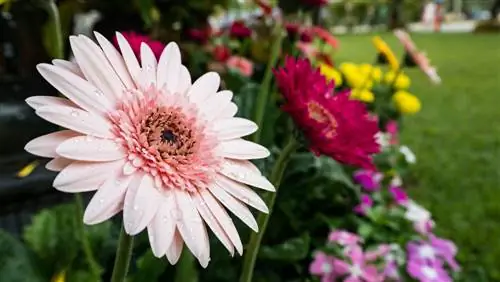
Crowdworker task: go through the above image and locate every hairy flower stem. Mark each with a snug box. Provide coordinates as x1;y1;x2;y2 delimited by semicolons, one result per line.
239;136;300;282
110;225;135;282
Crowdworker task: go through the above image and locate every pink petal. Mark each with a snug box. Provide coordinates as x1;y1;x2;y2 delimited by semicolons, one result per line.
56;136;125;162
201;90;233;120
25;130;80;158
215;175;268;213
36;104;113;138
94;31;135;89
123;174;162;235
173;189;210;267
53;160;124;192
37;63;113;114
192;192;234;256
52;59;83;77
166;230;183;264
208;183;258;232
115;32;141;85
45;157;72;172
147;193;176;257
217;139;270;160
187;72;220;105
177;66;191;95
219;159;275;191
83;173;133;224
25;96;76;111
199;189;243;255
157;42;181;94
139;43;157;88
216;102;238;120
212;118;258;140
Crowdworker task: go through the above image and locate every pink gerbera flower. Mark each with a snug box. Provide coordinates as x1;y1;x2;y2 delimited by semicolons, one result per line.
274;57;380;169
25;32;275;267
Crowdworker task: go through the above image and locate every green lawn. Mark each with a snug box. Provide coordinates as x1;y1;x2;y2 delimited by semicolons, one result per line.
336;33;500;280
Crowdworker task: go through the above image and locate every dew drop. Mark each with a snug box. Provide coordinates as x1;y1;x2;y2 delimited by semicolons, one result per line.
94;90;103;96
99;198;104;204
70;110;79;117
133;205;139;211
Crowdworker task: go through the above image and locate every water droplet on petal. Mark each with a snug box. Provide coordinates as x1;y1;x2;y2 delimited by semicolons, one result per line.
70;110;79;117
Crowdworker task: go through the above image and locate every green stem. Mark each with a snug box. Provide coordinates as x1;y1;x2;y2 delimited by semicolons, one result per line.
239;136;300;282
75;195;103;279
43;0;64;59
110;225;135;282
251;23;284;143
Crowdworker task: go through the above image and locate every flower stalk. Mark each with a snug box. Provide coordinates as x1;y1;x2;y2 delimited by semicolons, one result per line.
110;225;135;282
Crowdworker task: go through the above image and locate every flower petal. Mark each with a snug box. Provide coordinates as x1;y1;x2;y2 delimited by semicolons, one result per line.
46;157;72;172
147;193;176;257
166;230;183;264
208;183;258;232
25;130;81;158
200;90;233;119
115;32;141;85
187;72;220;104
157;42;181;94
217;139;270;160
192;192;234;256
56;136;126;162
53;160;124;192
215;175;268;213
36;105;113;138
173;189;210;267
37;63;113;114
199;189;243;255
123;174;162;235
216;102;238;120
177;66;191;95
94;31;135;89
52;59;83;77
83;173;133;224
212;117;258;140
219;159;275;191
26;96;76;111
139;42;157;88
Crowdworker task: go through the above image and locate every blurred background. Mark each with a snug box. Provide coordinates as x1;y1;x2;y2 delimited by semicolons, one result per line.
0;0;499;281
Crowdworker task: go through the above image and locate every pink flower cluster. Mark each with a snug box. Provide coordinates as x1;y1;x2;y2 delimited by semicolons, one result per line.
310;230;396;282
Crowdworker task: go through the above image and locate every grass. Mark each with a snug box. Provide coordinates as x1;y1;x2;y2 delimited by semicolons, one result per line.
336;32;500;280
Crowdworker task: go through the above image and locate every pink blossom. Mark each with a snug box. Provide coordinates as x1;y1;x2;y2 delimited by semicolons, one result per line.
353;170;382;192
226;56;254;77
429;235;460;271
389;186;409;205
310;251;337;282
407;260;452;282
328;230;361;246
385;120;399;145
333;245;382;282
113;31;164;60
354;194;373;215
365;244;391;261
407;237;459;271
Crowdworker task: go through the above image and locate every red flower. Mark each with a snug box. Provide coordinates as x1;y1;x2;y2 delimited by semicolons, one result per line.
311;26;339;49
285;22;301;37
300;29;313;42
274;57;380;169
187;27;212;44
255;0;273;15
213;45;231;62
113;31;164;59
229;21;252;39
300;0;329;7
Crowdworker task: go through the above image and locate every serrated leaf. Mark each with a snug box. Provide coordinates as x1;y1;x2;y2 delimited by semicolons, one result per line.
259;234;310;261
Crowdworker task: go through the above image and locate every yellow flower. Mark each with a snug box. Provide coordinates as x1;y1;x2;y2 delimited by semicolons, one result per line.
319;63;343;86
359;64;382;82
17;161;39;178
351;89;375;103
372;36;399;70
51;271;66;282
385;71;411;90
340;63;373;89
339;62;358;75
393;91;421;114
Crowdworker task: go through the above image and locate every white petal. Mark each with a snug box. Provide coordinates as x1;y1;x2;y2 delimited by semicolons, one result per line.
139;43;157;88
199;190;243;255
177;66;191;95
200;90;233;119
216;102;238;120
213;118;258;140
36;105;113;138
115;32;141;85
147;193;176;257
219;159;275;191
52;59;83;77
26;96;76;111
25;130;80;158
217;139;270;160
56;136;125;162
192;192;234;256
83;173;133;224
37;63;113;114
53;160;124;192
166;230;183;264
173;189;210;267
157;42;181;94
187;72;220;104
123;174;162;235
208;183;258;232
215;175;268;213
46;157;72;172
94;31;135;89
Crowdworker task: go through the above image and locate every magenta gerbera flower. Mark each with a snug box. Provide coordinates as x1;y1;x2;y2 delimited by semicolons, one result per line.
25;32;275;267
274;57;380;169
113;31;165;60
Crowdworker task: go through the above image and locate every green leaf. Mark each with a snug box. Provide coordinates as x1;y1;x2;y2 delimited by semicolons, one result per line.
66;270;96;282
316;156;355;188
134;0;155;27
130;250;168;282
358;223;373;239
259;234;310;261
0;230;45;281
